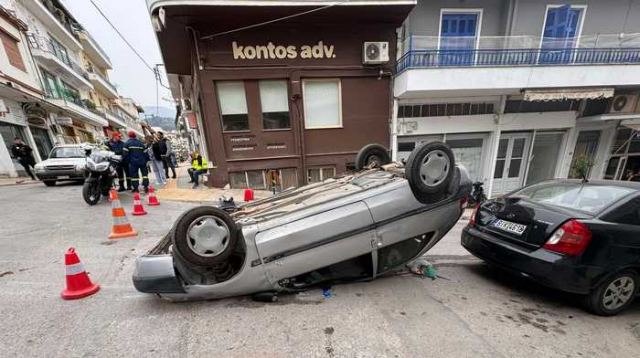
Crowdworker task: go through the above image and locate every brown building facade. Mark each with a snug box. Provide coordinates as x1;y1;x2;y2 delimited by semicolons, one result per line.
150;1;415;189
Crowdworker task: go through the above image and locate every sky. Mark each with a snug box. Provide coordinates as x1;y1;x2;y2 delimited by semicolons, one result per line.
60;0;173;112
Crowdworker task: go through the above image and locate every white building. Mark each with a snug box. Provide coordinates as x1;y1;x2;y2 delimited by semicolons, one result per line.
394;0;640;197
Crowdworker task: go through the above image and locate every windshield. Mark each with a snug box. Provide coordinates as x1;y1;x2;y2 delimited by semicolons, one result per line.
514;182;636;214
49;147;85;158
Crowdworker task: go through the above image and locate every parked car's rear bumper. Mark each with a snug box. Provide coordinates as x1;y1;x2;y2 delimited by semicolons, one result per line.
461;225;601;295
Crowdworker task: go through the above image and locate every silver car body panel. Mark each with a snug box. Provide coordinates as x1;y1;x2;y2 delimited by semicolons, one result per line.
134;166;471;301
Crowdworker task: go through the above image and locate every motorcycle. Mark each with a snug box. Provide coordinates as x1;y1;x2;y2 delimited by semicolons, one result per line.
83;148;121;205
469;181;487;206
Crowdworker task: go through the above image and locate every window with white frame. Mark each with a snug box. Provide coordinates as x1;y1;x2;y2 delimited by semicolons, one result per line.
302;79;342;129
259;80;290;129
307;167;336;183
216;81;249;131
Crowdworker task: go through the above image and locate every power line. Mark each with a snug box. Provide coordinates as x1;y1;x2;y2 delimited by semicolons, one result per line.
88;0;171;91
200;0;352;40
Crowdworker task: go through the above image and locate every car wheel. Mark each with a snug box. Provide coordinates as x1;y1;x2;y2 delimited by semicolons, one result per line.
43;180;56;187
172;206;238;266
585;270;639;316
405;142;455;204
355;144;391;170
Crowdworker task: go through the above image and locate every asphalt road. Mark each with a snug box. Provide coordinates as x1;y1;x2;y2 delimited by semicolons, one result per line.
0;183;639;357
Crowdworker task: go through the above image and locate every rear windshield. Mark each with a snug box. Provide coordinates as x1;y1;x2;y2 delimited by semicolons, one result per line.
514;182;635;214
49;147;85;158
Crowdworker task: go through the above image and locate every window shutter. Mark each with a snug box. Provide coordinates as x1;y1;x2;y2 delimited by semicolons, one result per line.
0;30;26;72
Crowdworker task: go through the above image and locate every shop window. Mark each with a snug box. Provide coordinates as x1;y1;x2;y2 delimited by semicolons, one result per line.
247;170;265;189
307;167;336;183
259;80;290;130
0;30;26;71
216;81;249;131
229;172;248;189
228;170;266;189
303;79;342;129
611;128;632;154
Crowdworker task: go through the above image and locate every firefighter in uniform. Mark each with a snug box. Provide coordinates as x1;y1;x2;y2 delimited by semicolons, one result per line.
123;131;149;193
106;132;131;192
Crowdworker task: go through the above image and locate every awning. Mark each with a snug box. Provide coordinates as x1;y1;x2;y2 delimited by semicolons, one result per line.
523;88;615;102
621;118;640;130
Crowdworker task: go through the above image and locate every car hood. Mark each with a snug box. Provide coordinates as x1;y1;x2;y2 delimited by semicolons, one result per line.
40;157;86;166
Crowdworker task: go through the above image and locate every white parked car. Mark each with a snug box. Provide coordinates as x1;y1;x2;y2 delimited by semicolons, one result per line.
34;145;88;186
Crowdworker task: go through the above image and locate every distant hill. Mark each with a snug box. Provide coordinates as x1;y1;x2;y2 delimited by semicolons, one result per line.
143;106;176;131
143;106;176;118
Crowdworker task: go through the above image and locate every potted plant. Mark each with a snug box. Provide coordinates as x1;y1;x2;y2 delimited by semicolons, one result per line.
571;156;594;182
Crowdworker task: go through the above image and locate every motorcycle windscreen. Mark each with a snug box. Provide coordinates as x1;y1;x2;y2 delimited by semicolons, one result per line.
255;202;375;282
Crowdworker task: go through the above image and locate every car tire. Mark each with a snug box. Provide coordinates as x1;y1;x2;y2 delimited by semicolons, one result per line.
584;270;639;316
43;180;56;187
355;144;391;170
172;206;239;266
405;142;455;204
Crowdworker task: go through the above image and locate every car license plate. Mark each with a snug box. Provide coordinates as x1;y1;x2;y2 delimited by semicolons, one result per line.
58;176;69;179
492;219;527;235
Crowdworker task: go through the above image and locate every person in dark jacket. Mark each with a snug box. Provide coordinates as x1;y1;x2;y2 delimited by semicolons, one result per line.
106;132;131;191
157;132;176;179
10;137;36;180
123;131;149;193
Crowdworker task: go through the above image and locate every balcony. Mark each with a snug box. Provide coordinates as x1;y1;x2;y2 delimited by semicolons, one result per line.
395;34;640;98
76;30;112;70
27;33;93;90
96;106;126;128
45;94;108;127
87;67;118;98
21;0;82;52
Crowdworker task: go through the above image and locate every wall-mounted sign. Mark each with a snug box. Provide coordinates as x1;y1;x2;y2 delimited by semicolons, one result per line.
56;116;73;126
232;41;336;60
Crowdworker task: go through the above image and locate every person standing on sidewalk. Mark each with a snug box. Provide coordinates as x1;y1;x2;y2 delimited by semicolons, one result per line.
157;132;176;179
123;131;149;193
106;132;131;191
10;137;36;180
146;135;166;186
188;151;208;189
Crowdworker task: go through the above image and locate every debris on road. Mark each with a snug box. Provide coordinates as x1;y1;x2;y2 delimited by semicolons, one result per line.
407;258;438;280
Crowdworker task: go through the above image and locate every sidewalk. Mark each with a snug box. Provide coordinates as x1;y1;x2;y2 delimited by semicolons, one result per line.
0;176;39;187
155;165;272;203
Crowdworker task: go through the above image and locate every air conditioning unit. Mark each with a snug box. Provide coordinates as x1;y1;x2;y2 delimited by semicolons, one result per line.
363;42;389;65
609;94;639;114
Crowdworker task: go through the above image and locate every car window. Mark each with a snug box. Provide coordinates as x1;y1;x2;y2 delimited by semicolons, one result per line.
514;183;635;214
49;147;84;158
603;198;640;226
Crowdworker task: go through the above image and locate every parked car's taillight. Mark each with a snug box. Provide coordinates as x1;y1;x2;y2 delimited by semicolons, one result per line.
469;204;480;226
543;219;592;256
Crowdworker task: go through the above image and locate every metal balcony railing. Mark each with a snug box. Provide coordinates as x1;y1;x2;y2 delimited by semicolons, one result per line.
86;67;117;93
398;34;640;72
39;0;80;39
27;33;89;80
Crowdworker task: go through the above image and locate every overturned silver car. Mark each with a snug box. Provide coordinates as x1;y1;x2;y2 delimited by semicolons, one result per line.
133;142;471;301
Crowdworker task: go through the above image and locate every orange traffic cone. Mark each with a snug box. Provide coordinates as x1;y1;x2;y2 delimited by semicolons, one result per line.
108;189;137;239
61;247;100;300
132;192;147;216
147;185;160;206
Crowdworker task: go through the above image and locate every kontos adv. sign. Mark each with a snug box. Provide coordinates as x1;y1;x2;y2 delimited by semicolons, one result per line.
232;41;336;60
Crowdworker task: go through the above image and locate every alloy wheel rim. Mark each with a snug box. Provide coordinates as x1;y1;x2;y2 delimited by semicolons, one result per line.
419;150;450;188
186;215;230;257
602;276;635;310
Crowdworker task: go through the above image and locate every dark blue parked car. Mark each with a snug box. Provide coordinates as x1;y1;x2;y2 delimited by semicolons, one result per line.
462;180;640;316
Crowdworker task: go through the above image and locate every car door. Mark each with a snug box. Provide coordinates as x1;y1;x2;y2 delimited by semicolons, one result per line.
254;201;376;283
599;196;640;267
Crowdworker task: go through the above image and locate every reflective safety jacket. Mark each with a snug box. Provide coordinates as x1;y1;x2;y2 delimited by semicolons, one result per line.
191;156;208;171
123;138;148;165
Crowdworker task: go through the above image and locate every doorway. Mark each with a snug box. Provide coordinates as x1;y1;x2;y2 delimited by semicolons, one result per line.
29;126;53;160
569;130;601;179
439;11;480;65
526;132;565;185
492;133;531;196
